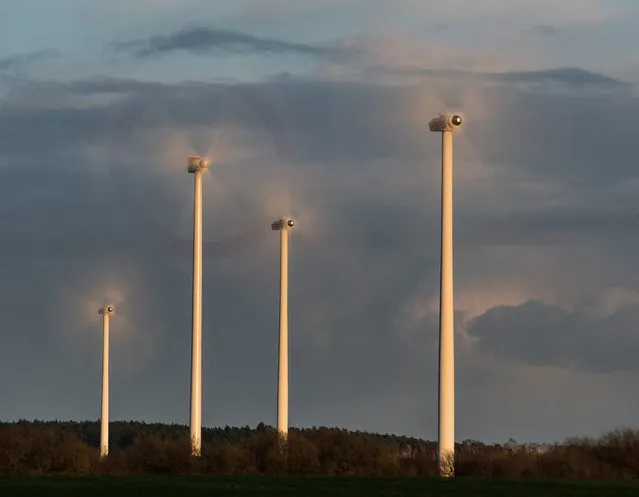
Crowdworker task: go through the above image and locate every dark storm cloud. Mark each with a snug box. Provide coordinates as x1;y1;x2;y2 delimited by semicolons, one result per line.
2;69;639;439
2;74;639;246
467;300;639;373
0;49;61;71
113;26;346;59
23;74;639;189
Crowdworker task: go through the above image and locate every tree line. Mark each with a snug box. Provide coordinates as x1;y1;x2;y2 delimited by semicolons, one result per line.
1;420;639;478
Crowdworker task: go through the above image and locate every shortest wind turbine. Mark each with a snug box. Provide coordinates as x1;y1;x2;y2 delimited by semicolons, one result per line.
97;304;115;458
271;217;295;441
428;113;463;477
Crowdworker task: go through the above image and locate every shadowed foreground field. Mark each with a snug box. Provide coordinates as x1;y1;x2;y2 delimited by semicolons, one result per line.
2;476;639;497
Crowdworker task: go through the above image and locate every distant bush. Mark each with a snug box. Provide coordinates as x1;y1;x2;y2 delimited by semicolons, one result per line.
1;420;639;478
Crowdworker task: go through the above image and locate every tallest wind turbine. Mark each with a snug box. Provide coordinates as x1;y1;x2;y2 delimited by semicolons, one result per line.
187;155;209;456
428;113;463;477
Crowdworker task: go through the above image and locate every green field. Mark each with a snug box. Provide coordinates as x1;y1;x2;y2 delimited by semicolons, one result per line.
2;475;639;496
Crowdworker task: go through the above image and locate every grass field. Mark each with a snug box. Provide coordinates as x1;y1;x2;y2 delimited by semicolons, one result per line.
2;475;639;496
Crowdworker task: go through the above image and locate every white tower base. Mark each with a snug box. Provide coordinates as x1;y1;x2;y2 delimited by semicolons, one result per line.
438;129;455;477
100;311;110;459
190;168;204;457
278;226;289;442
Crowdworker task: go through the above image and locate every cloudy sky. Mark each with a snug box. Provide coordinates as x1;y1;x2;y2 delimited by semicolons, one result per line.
2;0;639;444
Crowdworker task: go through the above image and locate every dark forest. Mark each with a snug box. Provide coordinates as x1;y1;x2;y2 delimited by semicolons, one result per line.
2;421;639;479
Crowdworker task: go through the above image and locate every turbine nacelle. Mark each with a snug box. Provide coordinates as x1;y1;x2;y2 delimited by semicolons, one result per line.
187;155;209;173
97;305;115;316
428;114;463;132
271;218;295;231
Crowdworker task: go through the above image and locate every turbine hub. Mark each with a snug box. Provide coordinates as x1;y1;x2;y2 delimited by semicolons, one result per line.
428;114;464;132
271;218;295;231
98;305;115;315
187;156;209;173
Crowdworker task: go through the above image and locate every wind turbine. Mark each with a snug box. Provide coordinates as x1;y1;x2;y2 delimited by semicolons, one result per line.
428;113;463;477
187;155;209;456
271;217;295;442
97;304;115;458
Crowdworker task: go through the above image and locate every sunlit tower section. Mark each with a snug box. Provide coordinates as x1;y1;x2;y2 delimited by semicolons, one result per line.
187;155;209;456
97;304;115;458
271;217;295;443
428;113;463;477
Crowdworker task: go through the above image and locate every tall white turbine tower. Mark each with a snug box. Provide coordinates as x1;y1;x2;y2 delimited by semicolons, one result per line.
97;304;115;458
271;217;295;442
187;155;209;456
428;113;463;477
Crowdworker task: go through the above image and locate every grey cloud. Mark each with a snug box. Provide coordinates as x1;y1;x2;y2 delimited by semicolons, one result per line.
369;66;628;90
48;77;167;95
469;89;639;186
2;74;639;248
113;26;346;59
3;71;639;441
468;300;639;373
497;67;624;87
458;205;639;248
0;49;61;71
4;75;639;267
526;25;559;36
